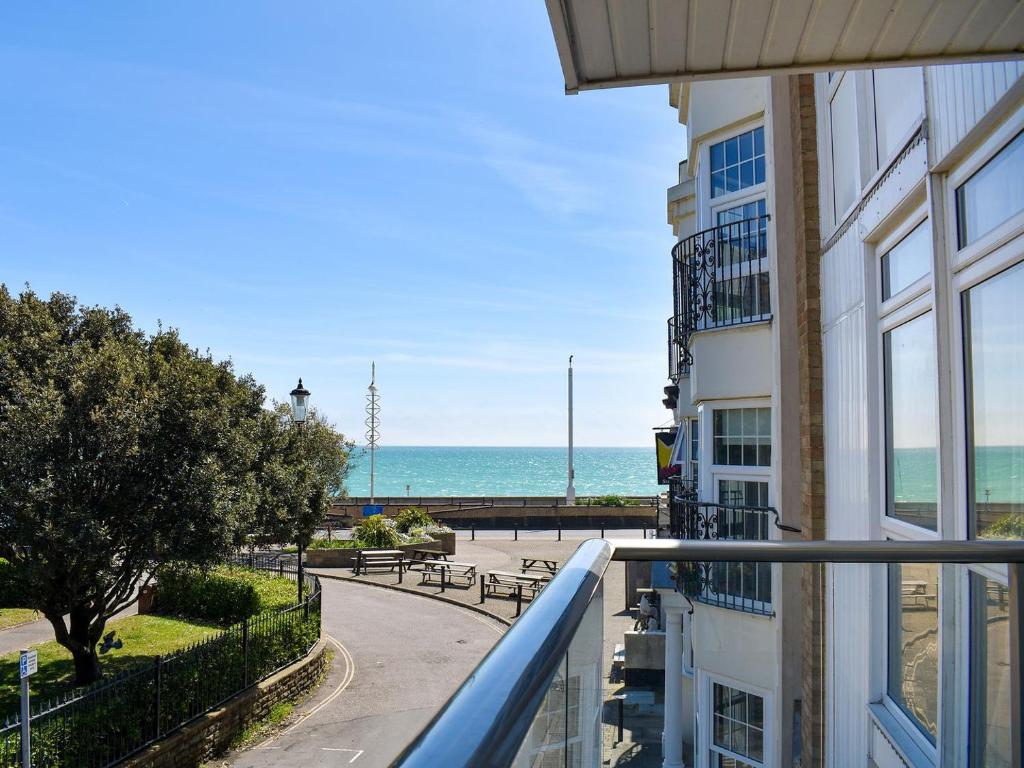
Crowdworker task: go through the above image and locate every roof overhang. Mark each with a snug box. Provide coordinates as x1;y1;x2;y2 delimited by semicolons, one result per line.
544;0;1024;93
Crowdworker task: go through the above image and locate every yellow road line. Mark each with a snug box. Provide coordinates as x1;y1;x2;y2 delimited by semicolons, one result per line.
255;634;355;748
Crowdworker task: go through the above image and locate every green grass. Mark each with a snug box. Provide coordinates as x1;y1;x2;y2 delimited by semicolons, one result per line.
0;613;220;714
0;607;39;630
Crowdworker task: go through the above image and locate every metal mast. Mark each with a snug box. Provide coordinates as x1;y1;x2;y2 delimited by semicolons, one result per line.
566;355;575;504
366;362;381;505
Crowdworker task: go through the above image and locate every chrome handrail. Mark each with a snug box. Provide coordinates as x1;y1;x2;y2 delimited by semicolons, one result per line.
392;538;1024;767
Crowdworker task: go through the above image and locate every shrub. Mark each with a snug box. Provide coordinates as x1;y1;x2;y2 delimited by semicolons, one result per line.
394;507;434;533
581;495;642;507
354;514;401;549
155;566;299;624
307;539;358;550
982;512;1024;540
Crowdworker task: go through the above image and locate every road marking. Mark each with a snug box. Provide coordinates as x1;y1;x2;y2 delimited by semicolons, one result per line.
322;747;363;762
254;634;355;749
456;605;506;636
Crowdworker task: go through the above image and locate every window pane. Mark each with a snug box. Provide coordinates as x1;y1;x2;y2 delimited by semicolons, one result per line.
726;137;738;166
884;313;938;531
872;67;923;165
969;573;1012;767
887;562;939;744
964;260;1024;540
830;75;859;219
709;128;765;198
711;142;725;171
881;220;931;300
957;131;1024;247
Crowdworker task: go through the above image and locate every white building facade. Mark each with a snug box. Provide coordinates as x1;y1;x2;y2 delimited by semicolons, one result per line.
816;62;1023;767
661;62;1022;767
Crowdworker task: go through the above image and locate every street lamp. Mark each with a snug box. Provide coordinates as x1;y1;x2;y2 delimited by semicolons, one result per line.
288;378;310;605
290;378;310;425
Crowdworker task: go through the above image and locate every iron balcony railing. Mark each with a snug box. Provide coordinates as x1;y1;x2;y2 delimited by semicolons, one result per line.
670;499;778;614
392;538;1024;768
667;316;688;381
672;214;772;370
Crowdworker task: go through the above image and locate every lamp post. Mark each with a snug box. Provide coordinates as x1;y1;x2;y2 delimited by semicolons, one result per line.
566;355;575;505
289;378;310;605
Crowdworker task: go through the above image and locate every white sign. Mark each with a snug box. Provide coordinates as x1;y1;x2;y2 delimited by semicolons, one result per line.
19;650;37;679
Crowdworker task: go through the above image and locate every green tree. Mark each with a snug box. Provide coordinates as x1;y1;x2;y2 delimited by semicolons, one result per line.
0;287;266;684
252;403;352;552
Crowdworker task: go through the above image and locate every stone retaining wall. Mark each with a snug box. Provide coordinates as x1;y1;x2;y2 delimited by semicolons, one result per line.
120;638;328;768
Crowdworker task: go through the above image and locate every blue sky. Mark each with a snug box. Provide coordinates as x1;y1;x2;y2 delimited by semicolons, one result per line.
0;3;683;447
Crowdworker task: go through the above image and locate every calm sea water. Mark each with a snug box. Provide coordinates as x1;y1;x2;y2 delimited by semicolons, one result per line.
344;446;660;497
893;446;1022;502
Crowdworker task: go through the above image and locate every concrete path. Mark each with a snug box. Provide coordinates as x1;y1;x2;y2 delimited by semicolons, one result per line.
217;578;505;768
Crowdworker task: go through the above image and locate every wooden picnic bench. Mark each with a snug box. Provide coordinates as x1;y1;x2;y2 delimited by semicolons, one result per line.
406;549;451;571
520;557;559;575
486;570;544;600
354;549;405;576
419;560;478;587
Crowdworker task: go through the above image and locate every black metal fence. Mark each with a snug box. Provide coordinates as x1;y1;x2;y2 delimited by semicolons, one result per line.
671;214;772;369
0;558;320;768
670;497;774;615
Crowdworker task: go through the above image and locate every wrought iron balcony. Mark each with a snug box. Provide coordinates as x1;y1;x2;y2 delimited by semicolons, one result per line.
672;214;772;369
667;316;689;381
670;498;775;615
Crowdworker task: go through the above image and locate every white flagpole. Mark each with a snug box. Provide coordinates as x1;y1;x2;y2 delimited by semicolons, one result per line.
566;355;575;504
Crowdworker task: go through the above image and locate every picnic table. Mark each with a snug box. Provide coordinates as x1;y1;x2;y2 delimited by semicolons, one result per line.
406;549;451;570
486;570;546;599
354;549;405;576
520;557;559;576
420;560;478;587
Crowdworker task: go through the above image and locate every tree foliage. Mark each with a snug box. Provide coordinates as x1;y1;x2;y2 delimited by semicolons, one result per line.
249;403;352;550
0;287;349;684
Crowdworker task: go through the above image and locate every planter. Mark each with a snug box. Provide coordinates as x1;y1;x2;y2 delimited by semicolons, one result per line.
305;538;454;568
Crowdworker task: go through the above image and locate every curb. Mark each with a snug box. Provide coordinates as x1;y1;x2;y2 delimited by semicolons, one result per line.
314;571;514;628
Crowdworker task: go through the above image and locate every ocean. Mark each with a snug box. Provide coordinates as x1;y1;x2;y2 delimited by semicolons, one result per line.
344;446;660;497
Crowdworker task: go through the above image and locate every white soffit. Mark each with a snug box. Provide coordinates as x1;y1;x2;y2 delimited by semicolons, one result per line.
545;0;1024;93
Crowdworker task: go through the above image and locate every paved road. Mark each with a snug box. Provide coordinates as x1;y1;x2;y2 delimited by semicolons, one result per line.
220;578;505;768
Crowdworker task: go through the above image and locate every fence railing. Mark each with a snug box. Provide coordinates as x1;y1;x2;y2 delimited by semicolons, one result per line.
671;214;772;370
0;558;321;768
670;498;774;615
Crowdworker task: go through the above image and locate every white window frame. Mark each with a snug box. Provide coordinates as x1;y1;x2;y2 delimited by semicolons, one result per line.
945;112;1024;272
698;671;774;768
945;122;1023;765
706;401;774;477
876;206;931;317
698;120;767;231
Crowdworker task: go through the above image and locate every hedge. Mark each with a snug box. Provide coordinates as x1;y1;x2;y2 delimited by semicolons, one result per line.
155;566;300;625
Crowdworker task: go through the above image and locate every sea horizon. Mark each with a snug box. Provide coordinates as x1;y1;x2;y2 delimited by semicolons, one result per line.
344;445;661;497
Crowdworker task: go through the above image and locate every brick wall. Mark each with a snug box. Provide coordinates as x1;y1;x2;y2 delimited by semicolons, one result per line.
790;72;827;768
120;638;328;768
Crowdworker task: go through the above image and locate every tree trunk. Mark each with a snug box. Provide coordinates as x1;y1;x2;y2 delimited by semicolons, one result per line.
48;605;106;686
70;643;102;685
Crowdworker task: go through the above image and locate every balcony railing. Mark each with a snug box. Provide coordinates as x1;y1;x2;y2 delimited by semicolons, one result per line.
671;499;775;614
393;539;1024;768
667;316;688;381
672;214;772;369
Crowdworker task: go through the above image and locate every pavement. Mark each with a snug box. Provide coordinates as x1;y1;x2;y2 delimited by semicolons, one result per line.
214;577;506;768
